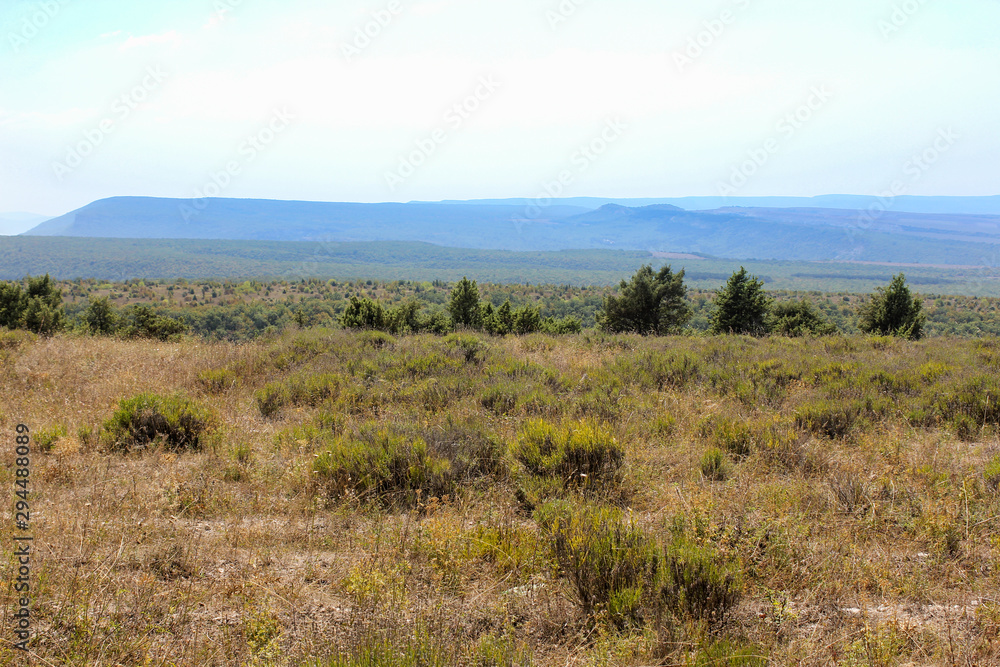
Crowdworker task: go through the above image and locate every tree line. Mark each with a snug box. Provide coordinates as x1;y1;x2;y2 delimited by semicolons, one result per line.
0;267;931;341
598;265;924;339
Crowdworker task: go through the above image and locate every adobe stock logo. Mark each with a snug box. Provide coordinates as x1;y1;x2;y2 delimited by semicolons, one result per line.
7;0;71;53
546;0;588;30
515;117;628;225
673;0;752;73
850;127;959;236
52;66;169;181
180;108;295;221
717;85;833;196
210;0;246;25
342;0;404;62
384;75;501;192
878;0;930;39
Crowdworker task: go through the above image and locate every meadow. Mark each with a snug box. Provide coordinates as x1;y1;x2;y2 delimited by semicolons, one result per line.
1;327;998;665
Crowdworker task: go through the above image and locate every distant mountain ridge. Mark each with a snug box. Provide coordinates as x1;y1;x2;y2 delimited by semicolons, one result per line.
21;195;1000;266
429;195;1000;216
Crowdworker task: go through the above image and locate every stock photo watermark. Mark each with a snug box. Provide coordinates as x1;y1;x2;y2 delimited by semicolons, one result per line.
7;0;70;53
850;126;959;234
384;75;501;192
342;0;404;62
52;65;169;181
717;84;833;196
673;0;752;73
878;0;931;39
546;0;588;30
211;0;246;24
180;107;295;221
516;117;628;225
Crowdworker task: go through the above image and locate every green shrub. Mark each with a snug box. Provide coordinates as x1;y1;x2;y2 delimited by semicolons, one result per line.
358;330;396;348
224;442;254;482
651;414;677;437
660;536;741;623
100;393;216;452
943;375;1000;426
910;374;1000;436
985;455;1000;493
795;399;865;440
34;424;67;453
616;350;700;391
410;378;465;414
575;388;628;423
536;501;660;629
0;330;36;350
444;333;487;364
480;384;519;416
319;627;462;667
917;361;952;383
512;419;624;488
121;305;186;341
340;296;388;330
864;369;917;397
692;640;766;666
698;415;753;458
952;414;979;441
857;273;925;340
197;368;237;393
288;372;342;406
700;448;730;481
0;275;65;335
312;430;455;506
710;267;771;336
769;299;836;337
516;387;561;417
468;633;533;667
541;315;582;334
597;264;692;335
390;353;462;380
254;382;290;418
416;425;508;480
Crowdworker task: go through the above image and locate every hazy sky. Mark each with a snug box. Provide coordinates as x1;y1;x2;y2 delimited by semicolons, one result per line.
1;0;997;217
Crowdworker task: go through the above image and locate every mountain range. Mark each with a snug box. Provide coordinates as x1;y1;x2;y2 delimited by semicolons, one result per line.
20;195;1000;266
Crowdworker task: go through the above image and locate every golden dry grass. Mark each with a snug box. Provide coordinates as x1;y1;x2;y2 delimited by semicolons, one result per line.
0;330;998;665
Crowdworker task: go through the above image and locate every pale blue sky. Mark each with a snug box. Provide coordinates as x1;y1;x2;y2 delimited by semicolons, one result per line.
1;0;997;217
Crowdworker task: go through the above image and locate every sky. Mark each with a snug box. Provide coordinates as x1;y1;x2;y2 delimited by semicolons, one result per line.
0;0;998;221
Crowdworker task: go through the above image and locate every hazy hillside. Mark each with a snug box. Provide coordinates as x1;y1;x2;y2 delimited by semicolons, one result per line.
25;197;590;251
437;194;1000;215
20;196;1000;265
3;236;998;295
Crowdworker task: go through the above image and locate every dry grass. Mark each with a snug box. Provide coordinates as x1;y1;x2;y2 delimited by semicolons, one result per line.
0;329;998;665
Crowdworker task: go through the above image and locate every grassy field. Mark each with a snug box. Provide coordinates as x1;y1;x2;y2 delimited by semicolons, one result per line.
1;329;998;665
